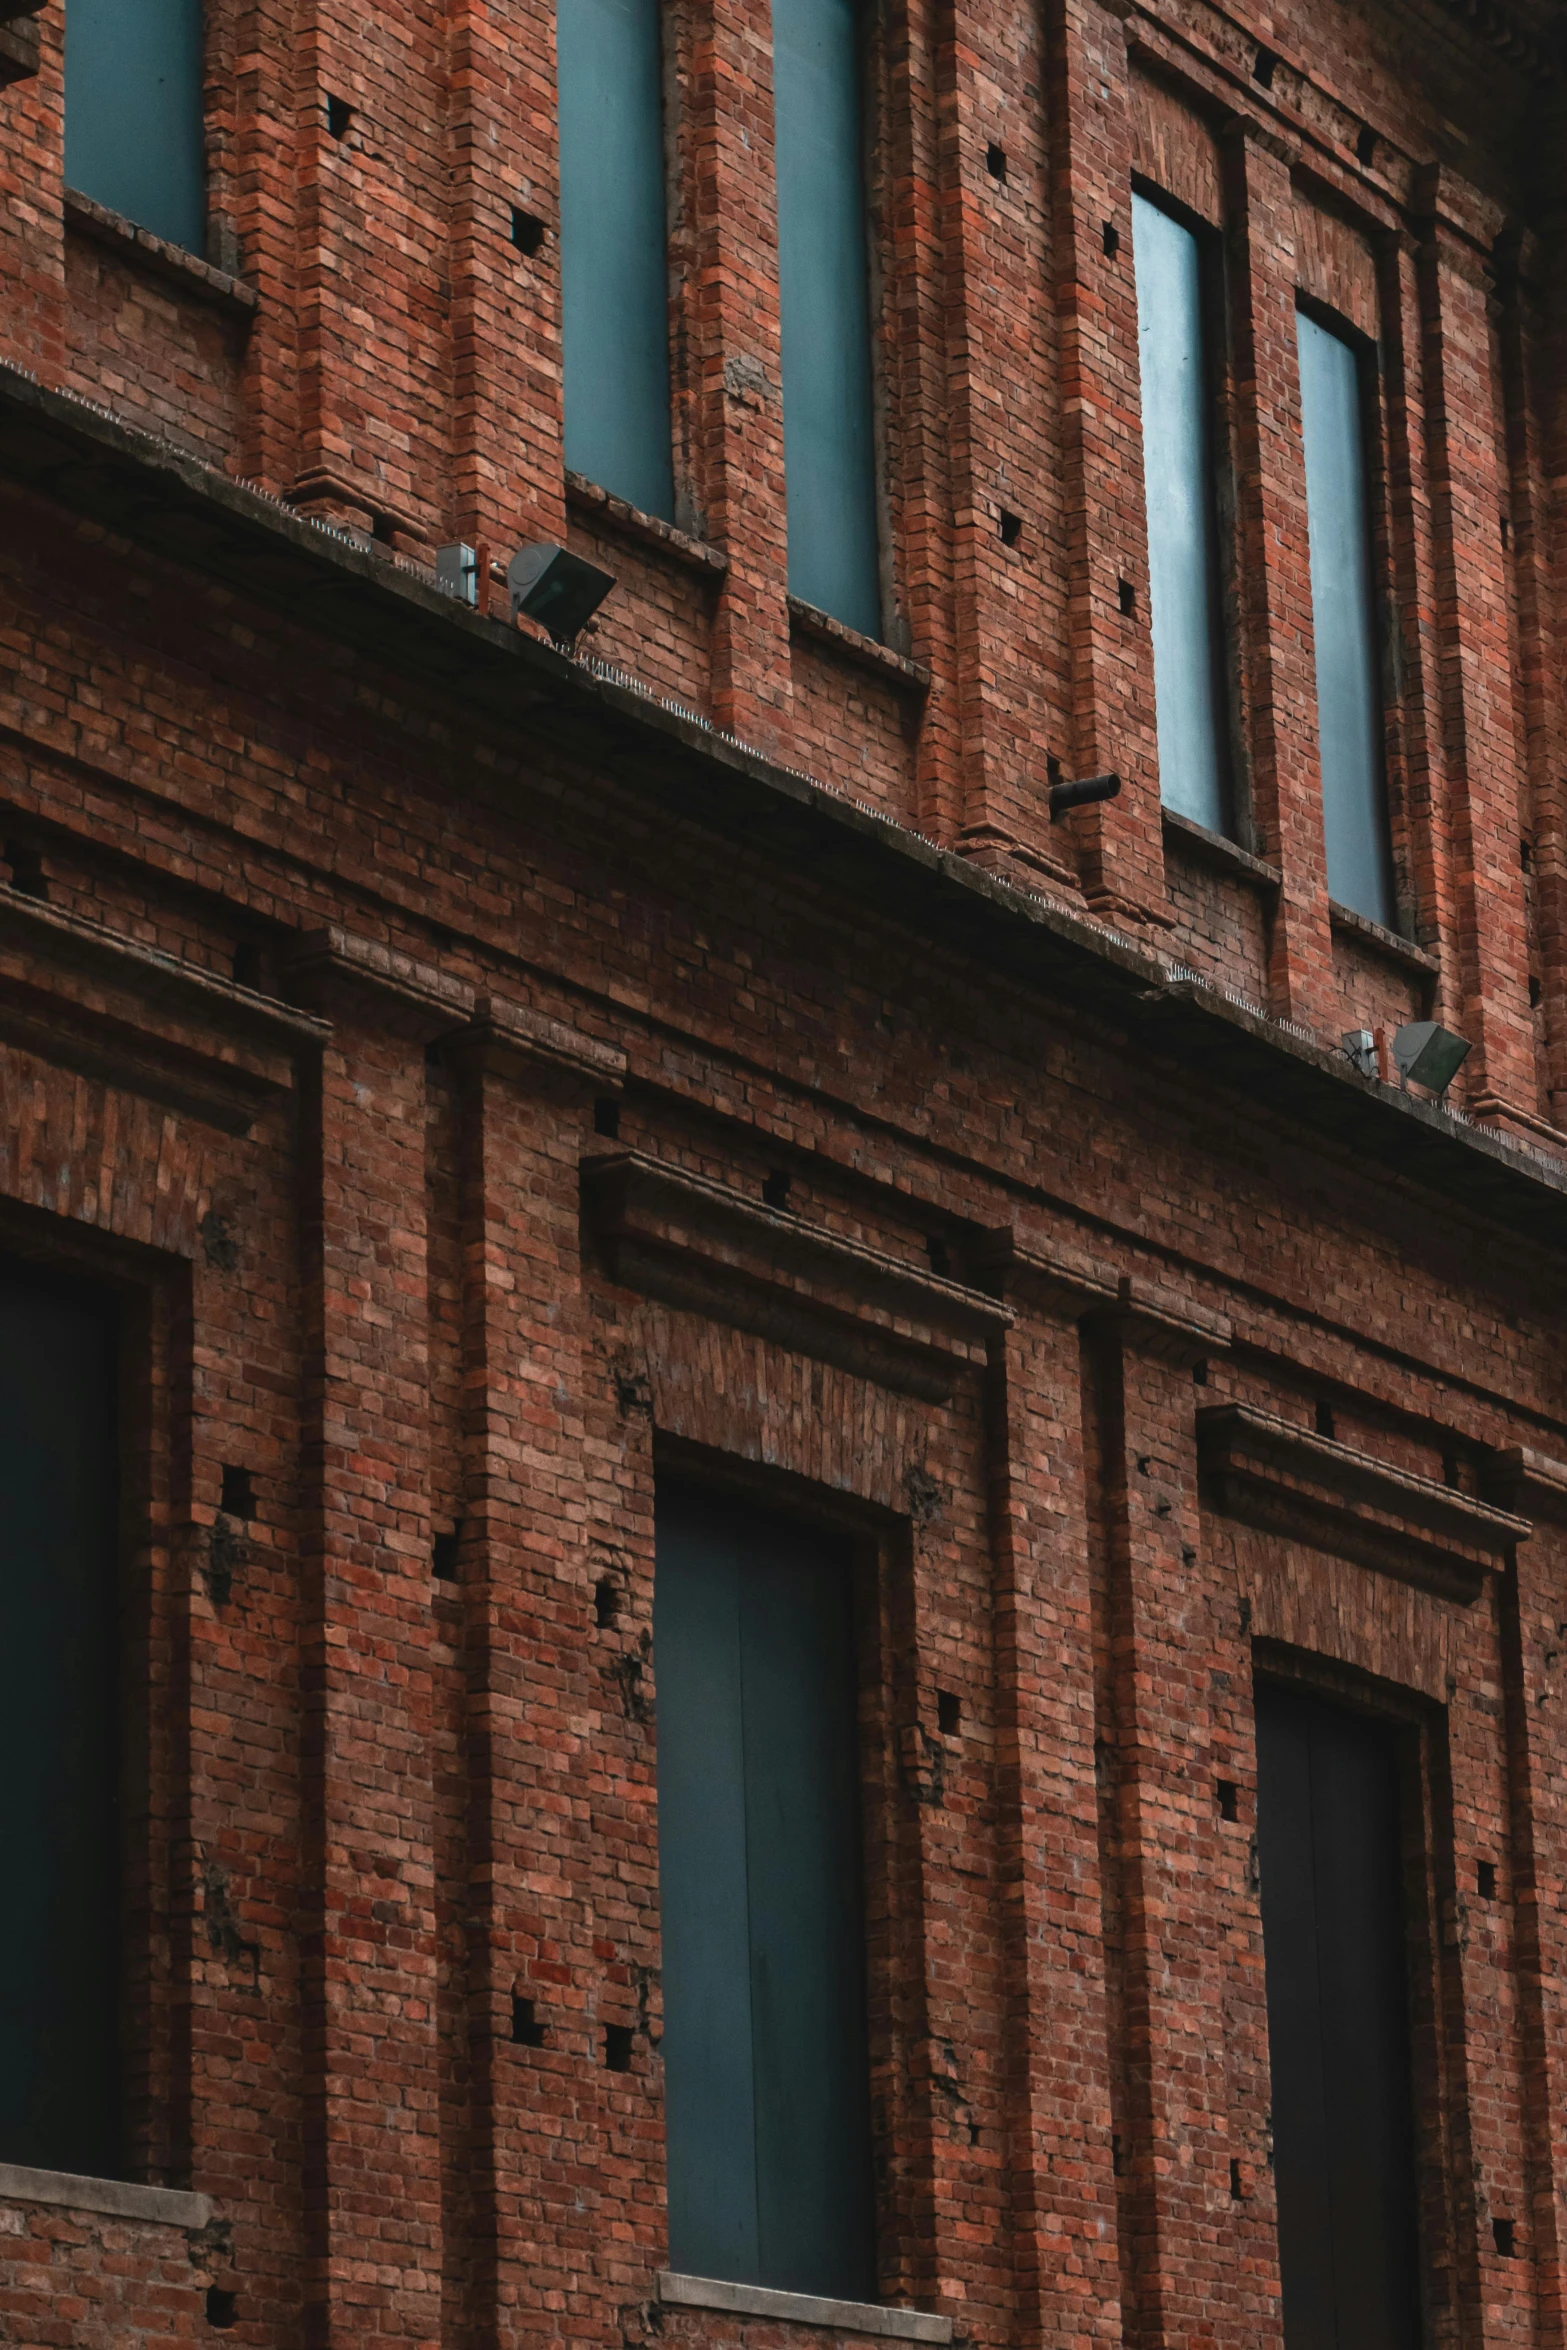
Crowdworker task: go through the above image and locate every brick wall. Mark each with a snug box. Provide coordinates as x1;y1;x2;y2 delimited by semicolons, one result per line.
0;0;1565;2343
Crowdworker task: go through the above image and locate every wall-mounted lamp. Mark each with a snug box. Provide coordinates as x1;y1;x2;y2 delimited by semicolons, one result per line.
1392;1020;1471;1097
508;543;615;646
1049;770;1121;820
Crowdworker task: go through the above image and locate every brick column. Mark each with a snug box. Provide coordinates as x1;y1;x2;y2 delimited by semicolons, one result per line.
290;937;461;2350
1039;0;1165;922
0;5;67;382
1088;1284;1284;2350
688;0;794;754
1223;123;1337;1034
1416;167;1539;1134
979;1234;1124;2348
448;999;627;2350
448;0;569;556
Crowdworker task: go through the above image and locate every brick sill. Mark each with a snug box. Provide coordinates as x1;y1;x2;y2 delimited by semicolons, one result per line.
787;596;932;694
658;2272;952;2342
63;189;259;318
566;472;728;580
0;2161;211;2230
1328;897;1439;978
1161;804;1281;890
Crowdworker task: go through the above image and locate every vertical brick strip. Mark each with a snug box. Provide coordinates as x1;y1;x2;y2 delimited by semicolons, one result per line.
984;1261;1123;2348
298;995;443;2349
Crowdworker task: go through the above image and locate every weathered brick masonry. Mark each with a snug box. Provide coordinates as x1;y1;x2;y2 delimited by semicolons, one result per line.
0;0;1565;2345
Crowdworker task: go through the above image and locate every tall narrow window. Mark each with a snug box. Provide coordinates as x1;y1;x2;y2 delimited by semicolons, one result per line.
654;1484;875;2298
64;0;205;255
1255;1682;1422;2350
1133;191;1231;836
1297;310;1395;927
557;0;676;521
773;0;882;638
0;1265;120;2178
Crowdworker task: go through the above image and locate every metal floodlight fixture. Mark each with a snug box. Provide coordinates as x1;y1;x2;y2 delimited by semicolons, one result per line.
507;542;615;646
1050;770;1122;820
1392;1020;1471;1097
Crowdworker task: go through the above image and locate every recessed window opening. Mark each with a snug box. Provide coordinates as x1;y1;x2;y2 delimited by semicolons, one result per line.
774;0;883;638
557;0;676;520
511;206;547;256
604;2022;634;2072
325;93;354;139
1297;307;1396;928
985;142;1007;181
1132;191;1233;837
1256;1683;1422;2349
655;1482;875;2297
0;1264;121;2177
219;1465;255;1520
512;1993;547;2046
65;0;207;252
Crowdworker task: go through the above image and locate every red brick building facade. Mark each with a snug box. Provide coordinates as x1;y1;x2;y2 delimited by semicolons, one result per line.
0;0;1564;2344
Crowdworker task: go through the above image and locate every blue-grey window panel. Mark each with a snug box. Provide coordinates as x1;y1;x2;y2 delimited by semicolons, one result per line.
557;0;676;521
773;0;882;638
0;1265;120;2177
1297;310;1395;928
1256;1682;1422;2350
655;1483;876;2299
64;0;206;255
1133;192;1231;836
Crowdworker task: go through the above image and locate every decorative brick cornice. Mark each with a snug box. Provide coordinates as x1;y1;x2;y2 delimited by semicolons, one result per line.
1094;1277;1233;1368
1484;1444;1567;1522
451;995;626;1088
283;925;474;1039
1198;1402;1531;1599
583;1148;1011;1402
970;1229;1121;1316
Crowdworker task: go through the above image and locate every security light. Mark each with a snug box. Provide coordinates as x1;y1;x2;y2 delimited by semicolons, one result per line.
1049;770;1122;819
1392;1020;1471;1097
507;543;615;646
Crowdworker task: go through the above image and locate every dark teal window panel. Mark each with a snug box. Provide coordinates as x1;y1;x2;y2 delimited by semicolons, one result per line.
1133;192;1231;836
558;0;676;521
0;1266;120;2178
64;0;206;255
773;0;882;638
655;1484;875;2299
1297;311;1395;928
1256;1683;1422;2350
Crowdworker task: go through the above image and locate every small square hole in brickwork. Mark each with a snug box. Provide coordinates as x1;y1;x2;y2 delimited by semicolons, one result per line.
1315;1399;1335;1440
433;1528;462;1582
1192;1359;1208;1386
762;1169;792;1210
1230;2158;1244;2200
1217;1779;1239;1823
325;94;353;138
926;1234;952;1277
4;840;46;900
595;1576;620;1629
1531;976;1543;1008
1477;1859;1497;1900
999;509;1023;549
594;1096;620;1138
232;940;267;992
1102;219;1120;257
512;208;547;256
937;1690;962;1739
1117;577;1136;616
605;2024;634;2072
1501;514;1511;548
1522;836;1533;871
1252;45;1278;86
1494;2216;1516;2257
220;1465;256;1520
1355;124;1377;167
512;1993;546;2046
985;142;1007;182
206;2288;238;2330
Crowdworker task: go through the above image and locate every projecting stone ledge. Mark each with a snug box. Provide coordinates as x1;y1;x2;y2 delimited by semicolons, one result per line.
657;2271;954;2343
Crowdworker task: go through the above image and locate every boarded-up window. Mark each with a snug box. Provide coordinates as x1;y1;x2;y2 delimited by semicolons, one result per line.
774;0;882;638
654;1483;875;2296
558;0;676;520
64;0;205;255
0;1266;120;2177
1296;311;1395;928
1255;1681;1422;2350
1133;191;1231;836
